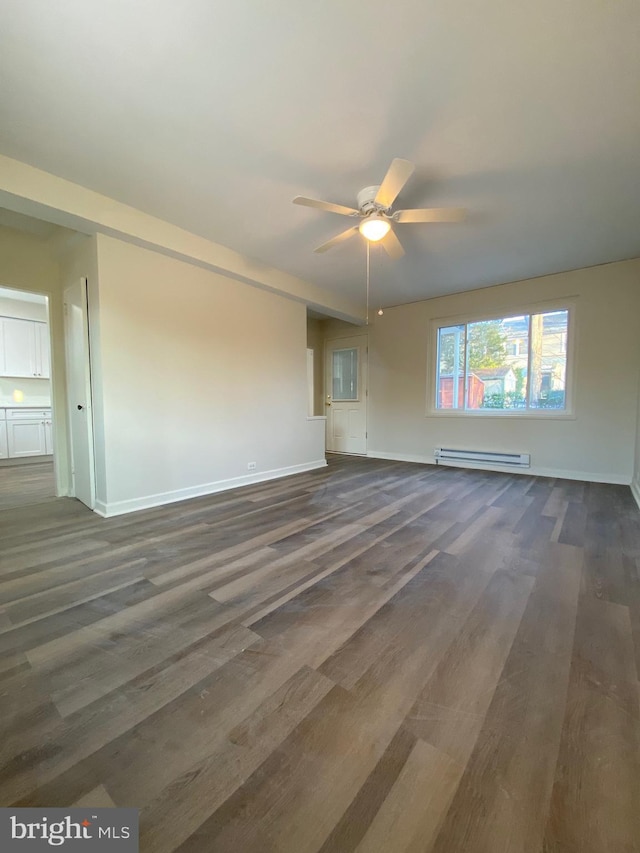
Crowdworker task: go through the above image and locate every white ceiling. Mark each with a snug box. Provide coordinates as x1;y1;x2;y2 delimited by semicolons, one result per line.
1;0;639;307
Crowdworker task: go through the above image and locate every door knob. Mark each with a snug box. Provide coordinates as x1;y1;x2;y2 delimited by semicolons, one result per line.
325;402;331;406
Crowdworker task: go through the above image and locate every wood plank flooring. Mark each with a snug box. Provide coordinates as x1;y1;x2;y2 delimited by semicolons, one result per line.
1;455;639;852
0;460;55;510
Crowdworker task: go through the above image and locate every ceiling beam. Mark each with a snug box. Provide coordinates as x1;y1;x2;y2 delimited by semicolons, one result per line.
0;154;364;323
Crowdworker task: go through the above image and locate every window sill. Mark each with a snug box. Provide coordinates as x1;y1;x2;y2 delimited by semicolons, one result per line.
426;409;576;421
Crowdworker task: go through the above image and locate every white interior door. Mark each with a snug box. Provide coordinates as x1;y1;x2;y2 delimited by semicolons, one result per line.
64;277;96;509
325;335;368;454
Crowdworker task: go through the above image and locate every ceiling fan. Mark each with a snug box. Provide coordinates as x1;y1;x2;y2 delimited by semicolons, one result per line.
293;158;466;259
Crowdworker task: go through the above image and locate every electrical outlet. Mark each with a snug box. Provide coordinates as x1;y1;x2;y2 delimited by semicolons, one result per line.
247;461;257;471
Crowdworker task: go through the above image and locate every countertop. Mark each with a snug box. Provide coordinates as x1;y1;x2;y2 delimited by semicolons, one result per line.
0;403;52;409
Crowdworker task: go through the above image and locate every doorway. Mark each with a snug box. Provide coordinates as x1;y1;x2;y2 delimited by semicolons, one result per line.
324;335;368;454
0;285;56;508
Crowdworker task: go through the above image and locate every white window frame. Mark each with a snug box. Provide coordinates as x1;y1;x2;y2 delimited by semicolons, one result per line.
426;298;577;419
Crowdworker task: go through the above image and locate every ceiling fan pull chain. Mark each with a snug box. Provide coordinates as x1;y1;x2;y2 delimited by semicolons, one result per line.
366;240;370;326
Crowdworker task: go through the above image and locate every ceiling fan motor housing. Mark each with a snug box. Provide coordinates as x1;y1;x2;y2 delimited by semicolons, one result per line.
357;185;384;215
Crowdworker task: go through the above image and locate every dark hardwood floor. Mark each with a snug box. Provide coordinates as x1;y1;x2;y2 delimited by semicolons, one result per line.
0;460;55;510
1;455;639;852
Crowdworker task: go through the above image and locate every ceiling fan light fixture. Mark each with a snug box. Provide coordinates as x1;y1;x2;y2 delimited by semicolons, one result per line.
359;214;390;242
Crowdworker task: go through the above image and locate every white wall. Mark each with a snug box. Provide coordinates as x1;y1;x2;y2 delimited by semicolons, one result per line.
0;226;70;492
0;377;51;407
92;234;325;515
325;258;640;485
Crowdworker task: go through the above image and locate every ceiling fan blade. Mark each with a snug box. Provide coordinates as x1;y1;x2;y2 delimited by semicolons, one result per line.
375;159;415;208
313;226;359;253
381;228;405;260
393;207;467;223
293;196;359;217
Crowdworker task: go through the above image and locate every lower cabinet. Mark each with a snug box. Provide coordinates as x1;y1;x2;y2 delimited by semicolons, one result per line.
3;409;52;458
7;420;47;457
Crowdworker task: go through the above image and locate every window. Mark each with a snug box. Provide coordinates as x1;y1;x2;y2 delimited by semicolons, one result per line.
434;308;570;413
332;347;359;401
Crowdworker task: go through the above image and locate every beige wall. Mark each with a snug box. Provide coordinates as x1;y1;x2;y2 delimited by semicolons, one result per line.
324;259;640;485
0;227;59;289
92;234;325;515
0;226;70;493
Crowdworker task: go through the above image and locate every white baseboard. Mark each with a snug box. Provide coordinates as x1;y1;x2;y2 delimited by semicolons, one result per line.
632;479;640;511
93;499;108;516
367;450;632;486
93;459;328;518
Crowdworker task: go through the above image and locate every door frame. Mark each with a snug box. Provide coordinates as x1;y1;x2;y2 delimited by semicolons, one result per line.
324;333;368;455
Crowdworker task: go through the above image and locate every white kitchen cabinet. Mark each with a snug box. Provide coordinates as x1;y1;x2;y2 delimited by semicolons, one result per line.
0;411;7;459
1;318;36;377
0;318;50;378
5;409;52;457
7;420;46;457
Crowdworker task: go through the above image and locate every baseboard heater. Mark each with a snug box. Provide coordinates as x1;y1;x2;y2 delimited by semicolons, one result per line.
434;447;531;468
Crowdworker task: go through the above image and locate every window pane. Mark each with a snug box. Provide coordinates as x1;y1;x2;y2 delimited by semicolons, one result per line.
467;317;526;410
529;310;568;409
332;348;358;400
436;325;465;409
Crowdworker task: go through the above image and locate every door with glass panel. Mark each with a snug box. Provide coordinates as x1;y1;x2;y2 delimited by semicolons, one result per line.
325;336;367;454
